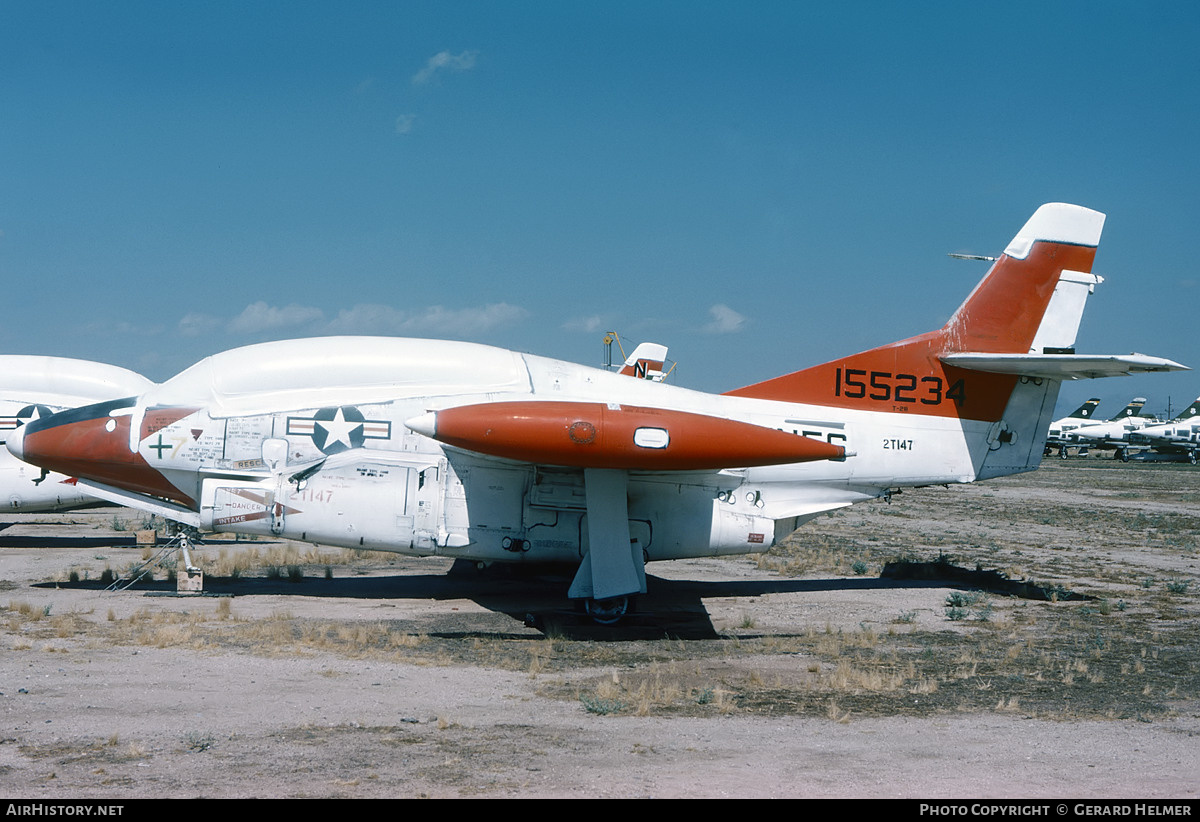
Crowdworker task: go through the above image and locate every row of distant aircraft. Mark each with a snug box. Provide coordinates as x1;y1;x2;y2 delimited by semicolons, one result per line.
1047;395;1200;462
0;203;1188;621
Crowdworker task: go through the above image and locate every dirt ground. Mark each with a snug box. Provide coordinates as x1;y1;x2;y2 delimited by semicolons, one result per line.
1;459;1197;798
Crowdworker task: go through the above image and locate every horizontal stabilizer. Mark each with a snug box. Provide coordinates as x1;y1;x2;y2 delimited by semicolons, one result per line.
940;353;1189;380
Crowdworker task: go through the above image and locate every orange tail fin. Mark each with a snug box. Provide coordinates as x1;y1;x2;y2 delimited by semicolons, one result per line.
725;204;1105;423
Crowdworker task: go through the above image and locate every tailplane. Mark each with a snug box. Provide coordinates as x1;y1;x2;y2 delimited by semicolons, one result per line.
724;204;1185;420
727;203;1119;422
725;203;1185;478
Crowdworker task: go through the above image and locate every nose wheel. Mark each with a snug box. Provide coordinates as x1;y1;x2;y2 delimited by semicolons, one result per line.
585;596;630;625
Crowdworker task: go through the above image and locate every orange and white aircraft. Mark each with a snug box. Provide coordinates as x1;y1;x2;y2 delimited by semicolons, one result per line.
7;204;1186;620
616;341;670;381
0;356;152;512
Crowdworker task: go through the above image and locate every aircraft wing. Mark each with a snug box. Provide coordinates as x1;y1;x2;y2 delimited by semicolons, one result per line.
72;478;202;527
940;353;1188;380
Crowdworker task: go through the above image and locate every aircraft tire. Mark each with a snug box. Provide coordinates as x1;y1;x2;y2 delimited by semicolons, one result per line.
1120;449;1130;463
585;596;630;625
1190;452;1197;465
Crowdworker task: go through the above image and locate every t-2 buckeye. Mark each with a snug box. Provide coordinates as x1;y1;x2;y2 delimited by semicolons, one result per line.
8;204;1185;621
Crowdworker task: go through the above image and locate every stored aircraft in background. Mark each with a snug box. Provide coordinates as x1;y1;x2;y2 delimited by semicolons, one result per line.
1128;396;1200;463
8;204;1187;621
0;356;152;511
1101;396;1152;425
1044;397;1101;457
1072;396;1160;459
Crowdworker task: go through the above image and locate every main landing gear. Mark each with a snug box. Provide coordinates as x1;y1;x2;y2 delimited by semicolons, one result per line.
567;468;647;625
584;596;631;625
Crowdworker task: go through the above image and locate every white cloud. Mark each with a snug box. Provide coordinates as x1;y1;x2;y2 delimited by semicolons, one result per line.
114;320;165;336
178;312;222;337
412;50;479;85
407;303;528;334
562;315;606;333
703;304;746;334
324;303;405;334
184;300;527;343
82;319;163;337
394;114;417;134
227;301;325;335
326;302;529;336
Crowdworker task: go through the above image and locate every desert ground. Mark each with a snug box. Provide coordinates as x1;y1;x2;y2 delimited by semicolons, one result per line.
1;458;1197;798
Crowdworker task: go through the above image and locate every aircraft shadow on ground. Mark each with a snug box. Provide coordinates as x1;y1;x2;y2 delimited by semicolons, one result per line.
0;531;245;550
0;534;146;549
31;563;957;641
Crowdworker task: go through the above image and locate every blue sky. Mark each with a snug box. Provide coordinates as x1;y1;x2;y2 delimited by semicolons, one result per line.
2;1;1197;419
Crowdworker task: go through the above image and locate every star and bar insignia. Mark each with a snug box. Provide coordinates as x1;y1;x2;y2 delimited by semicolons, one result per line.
0;404;56;444
286;406;391;455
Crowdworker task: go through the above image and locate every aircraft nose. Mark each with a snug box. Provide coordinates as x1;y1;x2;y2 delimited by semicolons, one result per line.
12;404;125;480
6;424;25;460
9;399;196;507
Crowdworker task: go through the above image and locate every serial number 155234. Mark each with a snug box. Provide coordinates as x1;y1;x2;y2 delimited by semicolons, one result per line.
834;368;965;406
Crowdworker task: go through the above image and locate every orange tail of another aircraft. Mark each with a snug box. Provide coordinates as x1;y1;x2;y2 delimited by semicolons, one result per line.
725;203;1105;424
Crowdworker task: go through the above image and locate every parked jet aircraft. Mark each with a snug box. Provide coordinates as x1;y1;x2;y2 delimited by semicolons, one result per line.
1044;397;1101;457
0;356;153;511
1072;396;1160;459
7;204;1187;621
1128;396;1200;462
1101;397;1151;425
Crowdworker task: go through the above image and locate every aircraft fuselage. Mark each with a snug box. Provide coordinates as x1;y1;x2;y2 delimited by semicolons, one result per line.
9;338;1045;565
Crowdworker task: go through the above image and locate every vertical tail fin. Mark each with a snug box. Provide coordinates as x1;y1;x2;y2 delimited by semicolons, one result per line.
725;203;1105;424
1108;397;1148;421
1170;397;1200;423
1065;398;1102;420
618;342;670;381
942;203;1103;355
